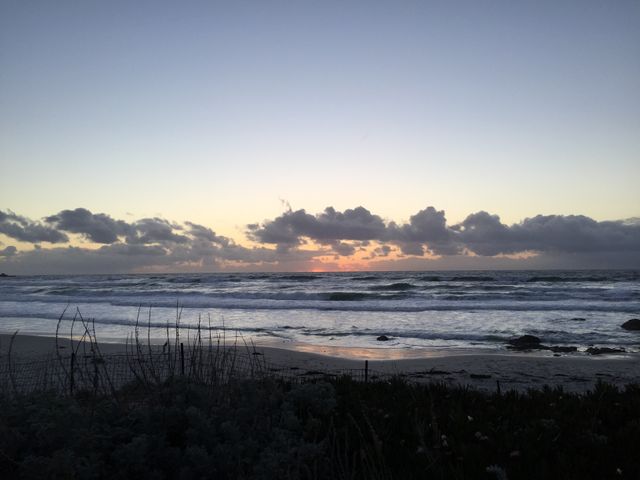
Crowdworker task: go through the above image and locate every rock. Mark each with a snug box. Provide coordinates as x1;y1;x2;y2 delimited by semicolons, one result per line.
549;346;578;353
621;319;640;331
570;317;586;322
586;347;626;355
507;335;543;350
376;335;390;341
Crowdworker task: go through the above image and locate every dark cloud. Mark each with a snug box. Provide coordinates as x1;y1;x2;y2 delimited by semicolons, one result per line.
248;206;457;256
388;207;458;255
126;218;190;245
248;206;387;250
0;238;321;275
331;241;357;257
185;222;230;246
0;246;17;257
247;205;640;261
0;210;69;243
97;243;167;256
44;209;207;246
2;206;639;274
455;213;640;256
45;208;132;244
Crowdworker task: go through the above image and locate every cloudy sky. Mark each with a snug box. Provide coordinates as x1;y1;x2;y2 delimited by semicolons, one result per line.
1;1;639;273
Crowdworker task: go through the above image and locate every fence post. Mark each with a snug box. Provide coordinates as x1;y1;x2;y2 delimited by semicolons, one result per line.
70;352;76;395
364;360;368;383
180;342;185;376
93;359;99;393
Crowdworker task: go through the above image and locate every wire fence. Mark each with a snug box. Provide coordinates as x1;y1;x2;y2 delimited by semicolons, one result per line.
0;346;390;398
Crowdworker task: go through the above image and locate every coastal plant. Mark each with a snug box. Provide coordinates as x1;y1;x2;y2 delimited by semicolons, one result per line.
1;374;639;479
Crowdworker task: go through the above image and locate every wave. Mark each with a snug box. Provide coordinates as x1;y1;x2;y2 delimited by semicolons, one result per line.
451;276;496;282
167;277;202;284
526;276;610;283
2;295;639;313
370;282;417;291
419;276;442;282
327;292;369;301
300;328;512;343
276;275;320;281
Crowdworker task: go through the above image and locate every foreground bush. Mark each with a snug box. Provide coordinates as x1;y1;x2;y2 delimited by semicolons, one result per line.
1;377;639;479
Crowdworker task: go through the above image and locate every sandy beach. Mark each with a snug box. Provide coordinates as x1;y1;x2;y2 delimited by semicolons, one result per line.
2;332;638;393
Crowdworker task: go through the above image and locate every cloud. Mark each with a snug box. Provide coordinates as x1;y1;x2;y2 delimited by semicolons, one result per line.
247;206;388;250
247;205;458;256
126;218;190;245
248;205;640;261
455;212;640;256
331;241;357;257
45;208;132;244
0;246;17;257
0;210;69;243
2;205;639;274
0;208;326;274
185;222;230;246
45;209;195;246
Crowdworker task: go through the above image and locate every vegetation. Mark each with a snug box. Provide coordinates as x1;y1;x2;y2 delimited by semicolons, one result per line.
1;375;639;479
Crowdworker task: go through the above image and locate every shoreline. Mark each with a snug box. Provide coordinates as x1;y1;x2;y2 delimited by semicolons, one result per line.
2;332;639;392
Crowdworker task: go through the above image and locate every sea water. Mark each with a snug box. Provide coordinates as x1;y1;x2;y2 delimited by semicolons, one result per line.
0;270;638;353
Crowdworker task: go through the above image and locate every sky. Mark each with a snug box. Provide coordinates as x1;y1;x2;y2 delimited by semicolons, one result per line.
1;0;639;273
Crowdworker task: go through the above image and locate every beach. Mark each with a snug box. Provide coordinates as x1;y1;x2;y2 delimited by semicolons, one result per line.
3;332;639;393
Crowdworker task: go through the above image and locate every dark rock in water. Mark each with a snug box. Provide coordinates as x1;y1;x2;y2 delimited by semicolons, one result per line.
586;347;626;355
621;319;640;331
507;335;542;350
376;335;390;341
0;273;12;278
570;317;586;322
506;336;552;351
549;346;578;353
507;338;578;353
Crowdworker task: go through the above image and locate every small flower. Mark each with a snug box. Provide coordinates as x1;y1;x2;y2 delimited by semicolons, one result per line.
486;464;508;480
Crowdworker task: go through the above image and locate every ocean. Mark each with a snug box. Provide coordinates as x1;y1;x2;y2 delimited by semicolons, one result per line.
0;270;639;354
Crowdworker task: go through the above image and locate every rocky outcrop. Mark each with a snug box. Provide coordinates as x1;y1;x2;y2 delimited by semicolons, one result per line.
507;335;542;350
621;319;640;331
507;335;577;353
549;346;578;353
376;335;390;341
586;347;626;355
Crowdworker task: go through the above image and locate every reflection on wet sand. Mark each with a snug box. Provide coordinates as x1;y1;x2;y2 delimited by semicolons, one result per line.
267;340;484;361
